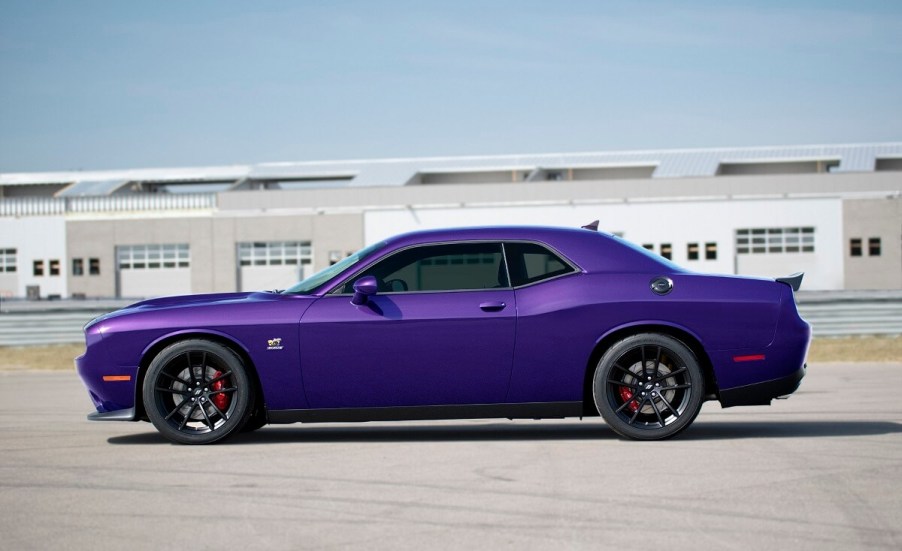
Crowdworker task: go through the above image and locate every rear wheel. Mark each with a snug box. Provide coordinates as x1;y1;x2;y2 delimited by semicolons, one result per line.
593;333;704;440
144;340;253;444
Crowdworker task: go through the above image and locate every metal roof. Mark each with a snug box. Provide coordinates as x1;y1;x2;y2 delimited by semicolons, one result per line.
2;143;900;195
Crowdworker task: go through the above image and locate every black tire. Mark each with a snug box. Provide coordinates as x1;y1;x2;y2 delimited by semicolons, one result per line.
143;340;253;444
593;333;704;440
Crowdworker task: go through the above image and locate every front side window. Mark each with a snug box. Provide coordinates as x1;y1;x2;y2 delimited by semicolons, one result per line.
341;242;508;293
504;242;575;287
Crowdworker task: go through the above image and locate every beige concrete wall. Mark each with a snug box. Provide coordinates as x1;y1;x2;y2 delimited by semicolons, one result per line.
66;213;364;298
843;197;902;290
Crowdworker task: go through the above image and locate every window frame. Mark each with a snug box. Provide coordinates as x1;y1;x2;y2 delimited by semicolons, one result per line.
503;240;580;288
0;248;16;273
328;239;581;295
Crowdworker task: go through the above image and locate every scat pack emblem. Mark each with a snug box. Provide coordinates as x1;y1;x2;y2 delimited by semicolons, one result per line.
266;337;283;351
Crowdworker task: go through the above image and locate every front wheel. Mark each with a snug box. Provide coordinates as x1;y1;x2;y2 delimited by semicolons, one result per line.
593;333;704;440
143;340;253;444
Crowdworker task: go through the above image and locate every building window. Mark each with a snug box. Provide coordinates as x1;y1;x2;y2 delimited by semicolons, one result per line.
642;244;654;251
89;258;100;275
736;227;815;254
705;242;718;260
869;237;881;256
660;243;672;260
850;238;862;257
118;244;189;270
0;248;16;273
72;258;84;276
49;259;60;276
33;260;44;276
238;241;312;267
687;243;699;261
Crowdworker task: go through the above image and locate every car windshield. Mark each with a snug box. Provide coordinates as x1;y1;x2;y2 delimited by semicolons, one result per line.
282;240;387;295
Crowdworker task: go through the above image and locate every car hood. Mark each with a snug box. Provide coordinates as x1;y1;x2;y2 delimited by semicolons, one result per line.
85;291;285;329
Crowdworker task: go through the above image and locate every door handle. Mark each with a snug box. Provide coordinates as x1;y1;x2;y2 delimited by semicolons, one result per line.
479;301;506;312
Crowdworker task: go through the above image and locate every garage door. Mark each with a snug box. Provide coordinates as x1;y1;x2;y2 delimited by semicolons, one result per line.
117;244;192;299
237;241;313;292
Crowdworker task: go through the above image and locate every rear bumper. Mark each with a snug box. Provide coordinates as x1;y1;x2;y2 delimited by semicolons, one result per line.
719;364;806;407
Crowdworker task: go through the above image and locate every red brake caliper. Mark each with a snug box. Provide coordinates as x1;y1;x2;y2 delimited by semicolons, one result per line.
619;386;640;413
211;370;230;411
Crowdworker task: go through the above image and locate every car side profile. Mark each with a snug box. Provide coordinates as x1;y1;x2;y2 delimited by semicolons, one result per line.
76;223;810;443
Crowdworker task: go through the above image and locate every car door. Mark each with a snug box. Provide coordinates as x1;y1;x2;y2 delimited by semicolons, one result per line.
298;242;517;409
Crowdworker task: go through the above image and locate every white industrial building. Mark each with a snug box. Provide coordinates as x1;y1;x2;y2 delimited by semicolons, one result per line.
0;143;899;299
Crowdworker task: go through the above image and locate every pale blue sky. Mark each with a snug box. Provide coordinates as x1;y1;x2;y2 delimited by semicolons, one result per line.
1;0;900;172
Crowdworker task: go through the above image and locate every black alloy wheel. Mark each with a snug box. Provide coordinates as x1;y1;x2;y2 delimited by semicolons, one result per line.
144;339;253;444
593;333;704;440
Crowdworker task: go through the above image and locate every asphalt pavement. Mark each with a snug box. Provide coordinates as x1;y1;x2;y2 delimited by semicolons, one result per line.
1;363;900;550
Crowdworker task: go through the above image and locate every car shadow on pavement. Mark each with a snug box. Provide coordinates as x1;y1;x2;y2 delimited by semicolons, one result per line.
106;419;902;445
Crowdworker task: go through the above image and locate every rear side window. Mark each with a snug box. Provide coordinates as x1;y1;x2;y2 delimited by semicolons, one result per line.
505;242;575;287
341;242;509;293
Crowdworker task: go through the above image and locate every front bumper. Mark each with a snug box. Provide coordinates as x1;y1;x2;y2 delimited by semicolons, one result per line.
87;407;137;421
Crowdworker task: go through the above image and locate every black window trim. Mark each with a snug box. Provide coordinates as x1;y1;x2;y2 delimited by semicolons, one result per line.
502;240;581;289
327;239;582;295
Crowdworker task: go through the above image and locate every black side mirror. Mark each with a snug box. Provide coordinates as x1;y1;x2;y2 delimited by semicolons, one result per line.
351;276;378;305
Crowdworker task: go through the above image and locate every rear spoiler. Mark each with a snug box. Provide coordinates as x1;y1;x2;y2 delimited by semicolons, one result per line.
776;272;804;292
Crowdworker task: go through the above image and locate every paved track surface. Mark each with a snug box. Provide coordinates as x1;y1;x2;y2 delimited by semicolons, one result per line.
2;363;901;550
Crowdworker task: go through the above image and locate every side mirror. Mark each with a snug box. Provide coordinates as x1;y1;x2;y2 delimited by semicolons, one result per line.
351;276;378;305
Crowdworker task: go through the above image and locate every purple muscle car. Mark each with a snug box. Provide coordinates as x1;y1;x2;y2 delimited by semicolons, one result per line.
76;224;809;444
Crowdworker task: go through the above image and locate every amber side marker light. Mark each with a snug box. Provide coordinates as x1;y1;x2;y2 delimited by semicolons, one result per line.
733;354;766;363
102;375;132;382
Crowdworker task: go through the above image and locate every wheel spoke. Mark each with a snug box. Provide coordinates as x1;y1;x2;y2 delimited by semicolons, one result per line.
640;346;647;376
607;378;638;388
206;400;229;421
156;386;189;396
649;395;666;427
627;398;644;425
616;394;640;414
659;383;692;392
207;371;233;386
208;386;237;396
657;393;681;417
159;371;191;386
653;366;687;383
178;402;198;430
164;401;187;421
654;346;662;379
198;402;216;431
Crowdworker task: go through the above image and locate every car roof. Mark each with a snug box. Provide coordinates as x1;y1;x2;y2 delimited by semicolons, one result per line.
380;225;680;274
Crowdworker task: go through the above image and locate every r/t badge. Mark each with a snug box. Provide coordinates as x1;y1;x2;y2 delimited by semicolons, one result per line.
267;338;283;350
